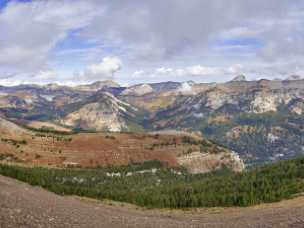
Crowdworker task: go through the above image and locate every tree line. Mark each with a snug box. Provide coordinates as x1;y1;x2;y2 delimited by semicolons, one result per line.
0;158;304;208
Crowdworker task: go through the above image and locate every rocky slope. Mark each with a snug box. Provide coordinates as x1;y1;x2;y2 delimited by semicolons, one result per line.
150;79;304;164
60;92;140;132
151;79;304;128
177;151;243;174
0;77;303;165
74;80;120;92
121;84;154;96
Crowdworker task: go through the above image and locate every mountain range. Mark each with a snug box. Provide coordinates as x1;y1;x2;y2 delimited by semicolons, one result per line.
0;75;303;165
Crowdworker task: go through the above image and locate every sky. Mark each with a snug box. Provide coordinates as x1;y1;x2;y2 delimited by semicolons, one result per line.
0;0;304;86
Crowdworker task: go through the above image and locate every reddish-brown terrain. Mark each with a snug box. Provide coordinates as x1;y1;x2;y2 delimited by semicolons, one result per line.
1;174;304;228
0;117;243;172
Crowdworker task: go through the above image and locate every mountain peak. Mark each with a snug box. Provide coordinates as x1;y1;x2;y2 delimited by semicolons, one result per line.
44;83;62;89
186;80;196;86
75;80;120;91
90;80;120;87
286;75;302;81
231;74;247;82
121;83;153;96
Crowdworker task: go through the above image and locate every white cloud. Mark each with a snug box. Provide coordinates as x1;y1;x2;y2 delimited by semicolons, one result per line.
0;78;25;87
33;70;58;81
132;70;145;78
220;27;260;39
132;64;236;81
134;45;167;60
227;64;244;74
1;0;304;84
149;65;224;78
155;67;173;74
185;65;223;76
0;0;95;72
83;1;302;60
79;56;122;81
87;57;122;75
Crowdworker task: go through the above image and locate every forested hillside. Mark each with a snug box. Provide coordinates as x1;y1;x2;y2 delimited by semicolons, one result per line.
1;157;304;208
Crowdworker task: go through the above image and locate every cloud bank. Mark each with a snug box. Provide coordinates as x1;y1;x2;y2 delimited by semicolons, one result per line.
0;0;303;84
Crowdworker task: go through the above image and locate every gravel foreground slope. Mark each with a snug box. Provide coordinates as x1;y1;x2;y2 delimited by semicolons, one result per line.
1;175;304;228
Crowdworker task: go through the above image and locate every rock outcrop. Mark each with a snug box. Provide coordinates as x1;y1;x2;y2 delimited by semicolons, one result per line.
61;92;137;132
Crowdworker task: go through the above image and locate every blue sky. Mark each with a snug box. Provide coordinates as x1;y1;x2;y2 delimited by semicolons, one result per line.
0;0;8;8
0;0;303;85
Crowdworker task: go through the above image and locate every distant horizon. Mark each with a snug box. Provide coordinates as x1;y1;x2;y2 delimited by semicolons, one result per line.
0;73;302;87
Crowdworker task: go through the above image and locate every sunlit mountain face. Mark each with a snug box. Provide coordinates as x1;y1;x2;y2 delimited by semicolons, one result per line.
0;77;302;166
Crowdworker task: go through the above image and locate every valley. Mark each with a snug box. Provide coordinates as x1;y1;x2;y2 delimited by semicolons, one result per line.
0;77;303;165
1;1;303;227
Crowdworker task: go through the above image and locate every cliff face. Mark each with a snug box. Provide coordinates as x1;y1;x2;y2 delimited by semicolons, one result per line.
61;92;139;132
151;79;304;125
177;151;244;174
62;102;126;132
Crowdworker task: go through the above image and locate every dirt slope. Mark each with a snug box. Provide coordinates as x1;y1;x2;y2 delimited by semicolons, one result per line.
1;175;304;228
0;117;244;173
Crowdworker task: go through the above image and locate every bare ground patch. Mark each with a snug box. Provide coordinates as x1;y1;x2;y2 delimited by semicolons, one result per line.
1;175;304;228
